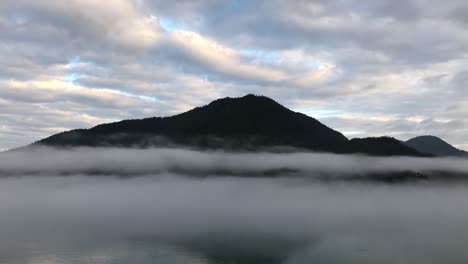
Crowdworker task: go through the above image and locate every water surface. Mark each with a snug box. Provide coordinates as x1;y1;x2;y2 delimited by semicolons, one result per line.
1;175;468;264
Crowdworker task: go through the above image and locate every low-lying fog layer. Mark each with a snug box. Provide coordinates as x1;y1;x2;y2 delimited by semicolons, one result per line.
1;147;468;180
1;147;468;263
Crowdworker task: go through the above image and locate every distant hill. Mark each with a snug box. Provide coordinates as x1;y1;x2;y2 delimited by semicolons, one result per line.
33;94;426;156
404;136;468;157
349;137;424;157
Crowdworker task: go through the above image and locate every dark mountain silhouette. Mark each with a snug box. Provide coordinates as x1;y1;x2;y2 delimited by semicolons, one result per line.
404;136;468;157
349;137;424;157
33;94;426;156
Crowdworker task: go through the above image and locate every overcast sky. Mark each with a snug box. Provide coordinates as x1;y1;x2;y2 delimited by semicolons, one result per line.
0;0;467;151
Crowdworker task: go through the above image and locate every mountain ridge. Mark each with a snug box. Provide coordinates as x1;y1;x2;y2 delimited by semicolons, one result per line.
33;94;427;156
404;135;468;157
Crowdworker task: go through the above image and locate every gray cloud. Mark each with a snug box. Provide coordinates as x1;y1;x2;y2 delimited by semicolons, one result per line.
0;0;467;150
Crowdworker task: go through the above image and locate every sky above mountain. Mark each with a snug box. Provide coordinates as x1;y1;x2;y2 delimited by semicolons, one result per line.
0;0;467;151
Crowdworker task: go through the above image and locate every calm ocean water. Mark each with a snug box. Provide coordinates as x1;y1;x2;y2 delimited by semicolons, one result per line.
1;175;468;264
1;239;208;264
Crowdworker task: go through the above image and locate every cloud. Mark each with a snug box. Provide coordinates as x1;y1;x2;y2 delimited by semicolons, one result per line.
168;31;288;83
0;0;467;150
0;0;161;50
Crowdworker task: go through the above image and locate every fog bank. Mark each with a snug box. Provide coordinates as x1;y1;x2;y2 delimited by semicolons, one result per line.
1;147;468;181
2;147;468;263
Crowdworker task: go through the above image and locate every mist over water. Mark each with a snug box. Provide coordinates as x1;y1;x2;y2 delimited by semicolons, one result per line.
2;148;468;263
2;147;468;178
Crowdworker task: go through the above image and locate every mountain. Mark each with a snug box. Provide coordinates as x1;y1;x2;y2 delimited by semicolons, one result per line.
36;95;348;151
349;137;424;157
33;94;425;156
404;136;468;157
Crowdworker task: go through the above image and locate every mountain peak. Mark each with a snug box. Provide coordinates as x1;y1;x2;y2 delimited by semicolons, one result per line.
410;135;444;141
33;94;426;156
37;94;349;151
201;94;287;113
404;135;467;157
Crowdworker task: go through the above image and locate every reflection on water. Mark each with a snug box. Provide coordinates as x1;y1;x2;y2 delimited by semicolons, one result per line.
3;240;208;264
1;175;468;264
